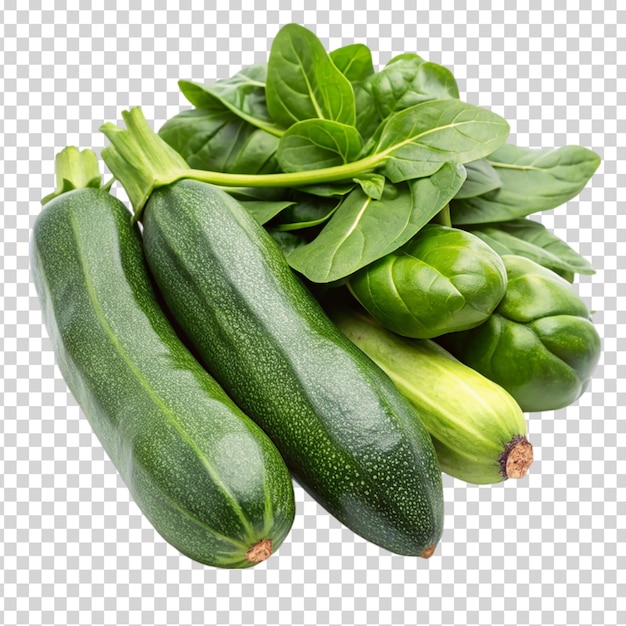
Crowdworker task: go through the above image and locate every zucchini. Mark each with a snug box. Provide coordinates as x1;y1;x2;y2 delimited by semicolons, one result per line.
30;148;295;568
330;305;533;484
101;110;444;558
143;181;443;556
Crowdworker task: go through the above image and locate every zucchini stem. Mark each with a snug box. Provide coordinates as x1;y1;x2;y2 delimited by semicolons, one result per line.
41;146;103;205
245;539;272;563
100;108;190;220
420;545;437;559
499;435;533;479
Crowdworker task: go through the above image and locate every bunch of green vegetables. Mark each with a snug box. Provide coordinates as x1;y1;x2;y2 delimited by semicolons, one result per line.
158;23;601;413
31;23;602;569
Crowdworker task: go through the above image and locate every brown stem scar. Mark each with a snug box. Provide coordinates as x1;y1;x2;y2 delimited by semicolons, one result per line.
421;545;437;559
500;435;534;479
246;539;273;563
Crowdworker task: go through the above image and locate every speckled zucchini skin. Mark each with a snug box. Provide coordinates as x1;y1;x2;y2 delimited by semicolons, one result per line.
330;305;531;485
30;188;295;568
142;179;444;556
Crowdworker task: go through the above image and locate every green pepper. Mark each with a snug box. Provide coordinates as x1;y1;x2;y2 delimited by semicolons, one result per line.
347;224;507;338
438;255;601;412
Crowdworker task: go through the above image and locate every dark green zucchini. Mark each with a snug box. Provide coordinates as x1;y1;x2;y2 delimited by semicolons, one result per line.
139;179;443;557
101;109;444;556
30;148;295;568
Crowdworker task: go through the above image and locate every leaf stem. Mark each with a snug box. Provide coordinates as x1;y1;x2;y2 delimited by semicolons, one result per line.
100;107;387;219
186;154;382;188
432;203;452;227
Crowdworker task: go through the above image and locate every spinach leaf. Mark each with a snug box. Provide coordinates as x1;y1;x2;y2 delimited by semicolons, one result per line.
330;43;375;82
276;119;363;172
371;57;459;120
178;65;283;137
266;23;356;127
330;43;379;140
298;181;357;198
224;186;291;202
240;200;297;225
454;158;502;199
465;218;595;276
371;99;510;182
158;99;507;196
270;196;338;231
353;173;386;200
385;53;426;66
158;108;280;175
450;143;601;224
353;75;381;142
286;162;466;283
268;229;308;256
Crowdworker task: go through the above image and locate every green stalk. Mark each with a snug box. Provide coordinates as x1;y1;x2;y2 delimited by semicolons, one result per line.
100;107;382;220
188;156;380;188
41;146;103;205
101;109;190;220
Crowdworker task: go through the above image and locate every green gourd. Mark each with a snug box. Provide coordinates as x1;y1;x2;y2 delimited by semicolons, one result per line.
330;304;533;485
101;109;445;558
31;148;295;568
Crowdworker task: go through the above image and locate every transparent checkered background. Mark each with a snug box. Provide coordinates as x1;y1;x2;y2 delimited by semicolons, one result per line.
1;2;623;625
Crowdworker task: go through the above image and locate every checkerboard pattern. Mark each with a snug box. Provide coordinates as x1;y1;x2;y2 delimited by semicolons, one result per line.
1;2;623;625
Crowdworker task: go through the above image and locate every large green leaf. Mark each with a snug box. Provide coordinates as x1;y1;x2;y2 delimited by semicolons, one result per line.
385;53;426;66
158;108;280;175
178;64;282;137
270;195;338;231
225;186;290;202
276;119;363;172
297;181;357;198
266;23;356;127
330;43;375;83
286;162;466;283
450;143;601;224
465;218;595;276
353;75;381;142
372;99;510;182
240;200;296;225
268;229;308;256
371;57;460;120
353;173;386;200
330;43;379;142
454;158;502;199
